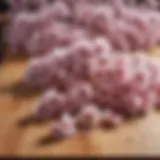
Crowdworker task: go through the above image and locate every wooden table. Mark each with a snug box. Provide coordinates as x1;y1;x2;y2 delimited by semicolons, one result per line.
1;49;160;157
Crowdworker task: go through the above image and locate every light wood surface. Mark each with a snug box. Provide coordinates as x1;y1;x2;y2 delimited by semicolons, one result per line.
1;48;160;157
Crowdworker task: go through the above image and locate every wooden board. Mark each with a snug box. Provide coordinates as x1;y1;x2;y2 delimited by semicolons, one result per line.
1;48;160;157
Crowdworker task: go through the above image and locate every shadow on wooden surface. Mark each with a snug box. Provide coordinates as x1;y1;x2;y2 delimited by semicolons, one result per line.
17;114;45;128
18;112;62;128
0;81;43;99
4;48;28;62
38;134;63;147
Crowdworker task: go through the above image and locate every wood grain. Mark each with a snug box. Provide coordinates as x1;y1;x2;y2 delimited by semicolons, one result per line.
1;48;160;157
